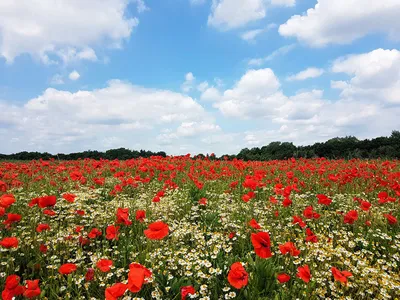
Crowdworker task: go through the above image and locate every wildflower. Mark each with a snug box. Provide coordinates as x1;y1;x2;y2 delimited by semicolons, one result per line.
227;262;248;289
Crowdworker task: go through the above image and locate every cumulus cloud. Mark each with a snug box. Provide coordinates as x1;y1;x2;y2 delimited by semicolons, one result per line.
0;0;139;63
181;72;196;93
287;67;324;81
68;70;80;81
208;0;295;30
0;80;217;154
279;0;400;47
331;48;400;104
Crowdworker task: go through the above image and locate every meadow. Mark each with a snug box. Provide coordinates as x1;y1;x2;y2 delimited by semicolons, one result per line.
0;156;399;299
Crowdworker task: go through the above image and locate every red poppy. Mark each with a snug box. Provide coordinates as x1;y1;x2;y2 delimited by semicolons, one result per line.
0;237;19;248
0;207;5;217
127;266;145;293
344;210;358;224
297;265;311;283
76;210;85;216
305;228;318;243
0;180;7;192
152;196;161;203
303;206;320;219
331;267;352;284
88;228;102;239
251;231;272;258
227;262;248;289
85;268;95;281
37;195;57;208
63;193;77;203
135;210;146;222
106;225;120;240
282;197;292;207
317;194;332;206
116;208;132;226
43;209;56;216
59;263;77;275
199;197;207;205
39;244;48;253
181;285;196;300
36;223;51;233
2;275;25;300
277;273;290;283
360;201;371;211
0;194;15;208
3;213;22;225
292;216;306;228
248;218;261;230
383;213;397;225
279;242;300;256
229;232;236;239
24;279;41;299
105;283;128;300
97;259;113;272
144;221;169;240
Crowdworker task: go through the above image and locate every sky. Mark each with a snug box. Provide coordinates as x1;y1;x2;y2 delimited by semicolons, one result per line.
1;0;400;156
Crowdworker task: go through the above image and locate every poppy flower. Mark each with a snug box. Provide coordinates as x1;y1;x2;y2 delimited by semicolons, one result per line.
0;207;5;217
181;285;196;300
248;218;261;230
135;210;146;222
3;213;22;225
106;225;120;240
277;273;290;284
303;206;320;219
39;244;48;253
229;232;236;239
251;231;272;258
144;221;169;240
292;216;306;228
97;259;113;272
227;262;248;289
279;242;300;257
0;194;15;208
37;195;57;208
36;223;51;233
305;228;318;243
0;237;19;248
360;201;371;211
105;283;128;300
317;194;332;206
43;209;56;216
59;263;77;275
344;210;358;224
331;267;352;284
63;193;77;203
2;275;25;300
383;213;397;225
85;268;95;281
116;208;132;226
76;210;85;216
282;197;292;207
88;227;102;239
297;265;311;283
0;180;7;192
199;197;207;205
127;266;145;293
23;279;41;299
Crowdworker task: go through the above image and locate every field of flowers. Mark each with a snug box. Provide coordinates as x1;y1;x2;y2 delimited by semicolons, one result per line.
0;156;399;299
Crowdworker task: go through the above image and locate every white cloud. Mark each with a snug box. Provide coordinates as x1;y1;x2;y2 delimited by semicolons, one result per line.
50;74;64;85
287;67;324;81
68;70;80;81
248;44;296;66
181;72;196;93
0;0;138;63
0;80;215;154
241;29;265;41
200;87;222;102
279;0;400;47
132;0;149;13
208;0;295;30
331;49;400;104
197;81;209;92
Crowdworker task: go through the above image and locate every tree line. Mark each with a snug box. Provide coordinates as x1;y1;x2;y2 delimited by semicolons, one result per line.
1;131;399;161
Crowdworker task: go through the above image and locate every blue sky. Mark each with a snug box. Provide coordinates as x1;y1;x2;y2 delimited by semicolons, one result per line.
1;0;400;155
